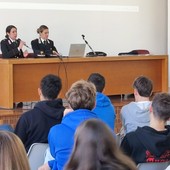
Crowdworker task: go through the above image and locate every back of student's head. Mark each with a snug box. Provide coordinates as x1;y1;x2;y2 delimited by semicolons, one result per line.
66;80;96;110
0;131;30;170
87;73;105;92
40;74;62;100
65;119;137;170
133;76;153;97
152;93;170;122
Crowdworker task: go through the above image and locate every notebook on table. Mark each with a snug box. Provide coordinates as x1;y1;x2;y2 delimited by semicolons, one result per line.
68;44;86;57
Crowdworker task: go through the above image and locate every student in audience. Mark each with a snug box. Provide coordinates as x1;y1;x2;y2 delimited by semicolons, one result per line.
31;25;59;57
88;73;116;130
0;131;30;170
38;80;97;170
121;76;153;135
0;124;14;132
1;25;28;58
15;74;65;152
121;93;170;164
64;119;137;170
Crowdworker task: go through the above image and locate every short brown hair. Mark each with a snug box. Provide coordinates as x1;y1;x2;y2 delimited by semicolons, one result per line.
133;76;153;97
152;93;170;122
88;73;105;92
66;80;96;110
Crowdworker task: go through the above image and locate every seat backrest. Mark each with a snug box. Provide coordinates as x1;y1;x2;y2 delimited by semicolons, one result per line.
116;133;121;146
137;162;170;170
27;143;49;170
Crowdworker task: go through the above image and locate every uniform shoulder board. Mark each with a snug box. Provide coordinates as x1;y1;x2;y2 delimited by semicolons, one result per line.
2;39;7;42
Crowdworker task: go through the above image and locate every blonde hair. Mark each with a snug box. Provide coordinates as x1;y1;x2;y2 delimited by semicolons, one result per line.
0;131;30;170
66;80;96;110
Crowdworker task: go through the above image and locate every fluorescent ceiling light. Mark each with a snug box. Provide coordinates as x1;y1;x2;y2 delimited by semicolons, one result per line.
0;2;139;12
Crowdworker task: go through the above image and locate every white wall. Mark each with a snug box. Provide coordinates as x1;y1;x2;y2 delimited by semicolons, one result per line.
0;0;167;57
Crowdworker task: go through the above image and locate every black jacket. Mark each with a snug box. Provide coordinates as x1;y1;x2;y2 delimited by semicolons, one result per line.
121;126;170;164
31;38;57;57
0;38;24;58
14;99;64;152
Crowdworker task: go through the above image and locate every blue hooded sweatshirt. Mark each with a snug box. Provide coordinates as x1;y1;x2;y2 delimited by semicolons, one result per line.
93;92;116;130
48;109;97;170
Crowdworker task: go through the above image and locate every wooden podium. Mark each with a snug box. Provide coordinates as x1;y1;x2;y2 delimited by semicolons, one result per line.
0;55;168;108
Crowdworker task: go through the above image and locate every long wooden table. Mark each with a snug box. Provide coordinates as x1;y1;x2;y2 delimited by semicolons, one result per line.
0;55;168;108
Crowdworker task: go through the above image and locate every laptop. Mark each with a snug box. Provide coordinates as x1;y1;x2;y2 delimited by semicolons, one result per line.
68;44;86;57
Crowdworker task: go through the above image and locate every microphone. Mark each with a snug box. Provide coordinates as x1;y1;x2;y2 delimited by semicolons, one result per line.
24;44;31;49
18;38;32;49
81;34;97;56
82;34;85;39
81;34;107;57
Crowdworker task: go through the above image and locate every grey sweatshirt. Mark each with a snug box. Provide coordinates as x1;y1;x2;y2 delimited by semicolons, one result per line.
121;101;151;134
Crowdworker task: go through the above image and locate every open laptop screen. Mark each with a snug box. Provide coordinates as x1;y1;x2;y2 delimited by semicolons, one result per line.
68;44;86;57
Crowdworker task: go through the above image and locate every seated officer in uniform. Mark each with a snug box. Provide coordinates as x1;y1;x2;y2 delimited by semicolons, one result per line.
31;25;59;57
1;25;28;58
